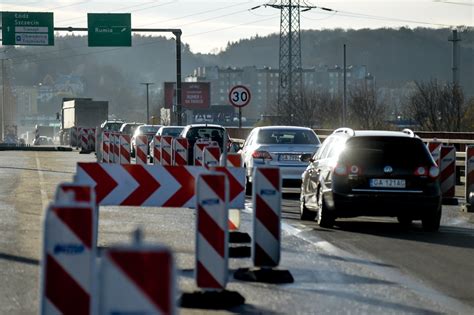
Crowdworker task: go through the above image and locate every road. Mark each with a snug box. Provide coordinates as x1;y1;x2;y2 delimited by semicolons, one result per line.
0;150;473;314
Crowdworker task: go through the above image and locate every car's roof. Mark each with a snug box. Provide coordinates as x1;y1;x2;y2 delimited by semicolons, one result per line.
186;124;225;128
139;124;161;128
160;125;184;129
353;130;413;137
257;125;315;131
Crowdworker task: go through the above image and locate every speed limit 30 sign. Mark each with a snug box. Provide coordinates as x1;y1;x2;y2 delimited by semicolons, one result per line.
229;85;251;108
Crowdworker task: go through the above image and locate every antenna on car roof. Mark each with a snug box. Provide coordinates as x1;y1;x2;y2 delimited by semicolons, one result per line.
333;127;355;136
402;128;415;137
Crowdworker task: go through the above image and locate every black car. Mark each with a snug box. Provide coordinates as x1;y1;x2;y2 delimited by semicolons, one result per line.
299;128;442;231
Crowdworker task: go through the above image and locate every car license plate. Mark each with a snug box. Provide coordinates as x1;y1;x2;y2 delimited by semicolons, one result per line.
279;154;300;161
370;179;406;188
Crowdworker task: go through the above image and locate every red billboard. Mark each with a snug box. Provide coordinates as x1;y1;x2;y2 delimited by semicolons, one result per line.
164;82;210;110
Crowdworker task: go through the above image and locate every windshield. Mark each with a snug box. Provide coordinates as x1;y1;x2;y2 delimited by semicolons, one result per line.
257;129;319;145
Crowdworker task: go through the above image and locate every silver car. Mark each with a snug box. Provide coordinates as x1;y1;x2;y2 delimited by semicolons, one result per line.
241;126;321;193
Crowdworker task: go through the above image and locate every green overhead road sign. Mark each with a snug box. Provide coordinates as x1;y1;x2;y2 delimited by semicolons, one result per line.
88;13;131;47
2;12;54;46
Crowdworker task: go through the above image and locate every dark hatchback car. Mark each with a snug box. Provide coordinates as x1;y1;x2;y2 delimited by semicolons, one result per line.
299;128;442;231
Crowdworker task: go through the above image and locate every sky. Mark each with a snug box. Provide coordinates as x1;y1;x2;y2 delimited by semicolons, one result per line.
1;0;473;53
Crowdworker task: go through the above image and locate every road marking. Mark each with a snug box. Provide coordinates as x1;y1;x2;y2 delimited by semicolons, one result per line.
35;153;49;210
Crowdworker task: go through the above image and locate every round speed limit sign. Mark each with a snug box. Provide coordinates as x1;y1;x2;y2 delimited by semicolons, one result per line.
228;85;251;108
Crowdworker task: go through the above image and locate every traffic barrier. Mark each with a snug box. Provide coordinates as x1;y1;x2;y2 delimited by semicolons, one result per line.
108;132;116;163
152;135;162;165
465;145;474;207
80;128;89;152
440;145;457;204
203;145;221;168
102;132;110;163
428;140;442;165
234;167;293;284
113;132;121;164
173;138;188;166
180;173;245;309
70;127;78;147
40;203;97;315
74;163;245;209
119;134;131;164
35;127;40;143
135;135;148;165
88;128;96;152
221;153;243;167
193;139;217;166
95;128;102;162
99;245;175;315
161;136;173;166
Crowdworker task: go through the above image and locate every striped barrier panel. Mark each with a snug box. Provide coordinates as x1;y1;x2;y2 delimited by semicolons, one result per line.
88;128;96;152
113;132;121;164
203;146;221;168
428;141;442;166
80;128;89;151
108;133;116;163
252;167;281;267
465;145;474;202
152;135;162;165
120;134;131;164
102;132;110;163
220;153;243;167
193;139;218;166
173;138;188;166
135;135;148;165
74;163;245;209
35;127;40;143
196;172;229;290
40;203;96;315
440;145;456;199
95;129;102;162
99;245;175;315
161;136;173;166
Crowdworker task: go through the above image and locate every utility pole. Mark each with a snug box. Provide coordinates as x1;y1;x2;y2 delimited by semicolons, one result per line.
251;1;333;125
140;82;154;124
343;44;347;127
448;29;461;86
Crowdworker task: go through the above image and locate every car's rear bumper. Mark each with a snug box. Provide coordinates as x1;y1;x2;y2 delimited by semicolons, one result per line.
249;162;306;187
325;190;442;219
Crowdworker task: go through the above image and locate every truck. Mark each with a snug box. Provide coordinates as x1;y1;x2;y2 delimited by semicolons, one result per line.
59;98;108;146
34;125;55;144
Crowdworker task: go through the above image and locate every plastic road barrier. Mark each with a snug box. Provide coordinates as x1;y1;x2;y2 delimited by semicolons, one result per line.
428;140;442;166
99;245;175;315
203;146;221;168
109;133;116;163
161;136;173;166
80;128;89;152
120;134;131;164
102;132;110;163
88;128;96;151
221;153;242;167
440;145;456;199
193;139;217;166
152;135;162;165
135;135;148;165
113;132;121;164
466;145;474;202
196;172;229;290
173;138;188;166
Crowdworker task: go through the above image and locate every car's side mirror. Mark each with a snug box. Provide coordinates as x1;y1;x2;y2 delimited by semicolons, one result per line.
300;153;313;163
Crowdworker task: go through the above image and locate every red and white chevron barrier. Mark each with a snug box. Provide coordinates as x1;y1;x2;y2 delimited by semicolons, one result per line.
152;135;162;165
120;134;131;164
74;163;245;209
440;145;456;199
428;141;442;166
161;136;173;166
466;145;474;202
108;133;116;163
99;245;175;315
193;139;217;166
221;153;242;167
173;138;188;166
135;135;148;165
203;145;221;168
113;132;121;164
40;203;96;315
88;128;96;151
252;167;281;267
55;183;95;206
102;132;110;163
80;128;89;151
196;172;229;290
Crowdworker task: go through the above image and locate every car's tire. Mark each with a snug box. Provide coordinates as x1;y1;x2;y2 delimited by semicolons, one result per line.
245;176;252;196
300;196;316;221
422;206;441;232
397;215;413;227
317;189;335;228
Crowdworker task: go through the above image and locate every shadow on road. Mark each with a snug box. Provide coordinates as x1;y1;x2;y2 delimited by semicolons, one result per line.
0;166;74;174
0;252;39;266
333;220;474;250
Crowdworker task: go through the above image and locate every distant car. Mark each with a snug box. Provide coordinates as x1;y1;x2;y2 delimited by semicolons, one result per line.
241;126;321;193
33;136;54;145
120;122;144;138
179;124;231;165
131;124;161;157
101;120;125;132
299;128;442;231
148;126;185;163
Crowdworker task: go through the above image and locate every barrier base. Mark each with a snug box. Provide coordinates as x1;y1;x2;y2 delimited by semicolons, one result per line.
79;149;92;154
229;231;251;243
180;290;245;309
234;267;294;284
229;245;251;258
442;197;458;205
461;204;474;213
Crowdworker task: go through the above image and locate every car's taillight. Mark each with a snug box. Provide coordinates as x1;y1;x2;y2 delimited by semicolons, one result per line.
414;166;427;176
429;166;440;178
334;164;348;176
252;150;272;160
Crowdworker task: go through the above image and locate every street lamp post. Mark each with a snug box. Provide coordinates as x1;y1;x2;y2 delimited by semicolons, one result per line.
140;82;154;124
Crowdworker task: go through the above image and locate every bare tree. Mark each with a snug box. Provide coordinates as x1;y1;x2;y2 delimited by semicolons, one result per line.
348;84;387;129
405;79;465;131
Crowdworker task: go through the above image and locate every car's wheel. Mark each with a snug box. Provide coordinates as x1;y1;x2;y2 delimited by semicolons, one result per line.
397;215;413;227
300;195;316;221
316;188;335;228
422;206;441;232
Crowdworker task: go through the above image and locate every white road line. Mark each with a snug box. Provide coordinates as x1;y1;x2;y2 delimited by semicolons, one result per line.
35;153;49;210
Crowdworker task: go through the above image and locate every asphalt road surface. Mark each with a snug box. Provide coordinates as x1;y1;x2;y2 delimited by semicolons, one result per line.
0;150;473;314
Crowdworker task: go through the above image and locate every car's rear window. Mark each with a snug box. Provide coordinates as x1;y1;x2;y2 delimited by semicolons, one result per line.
187;127;224;141
162;128;184;137
340;136;433;167
257;129;319;145
105;123;123;131
139;126;160;134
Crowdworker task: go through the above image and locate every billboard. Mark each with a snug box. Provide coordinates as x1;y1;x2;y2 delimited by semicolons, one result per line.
164;82;210;110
